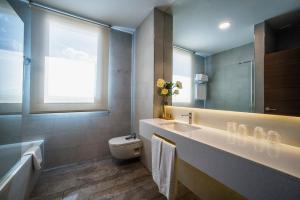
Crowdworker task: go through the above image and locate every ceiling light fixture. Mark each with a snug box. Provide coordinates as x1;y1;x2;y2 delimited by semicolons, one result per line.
219;21;231;30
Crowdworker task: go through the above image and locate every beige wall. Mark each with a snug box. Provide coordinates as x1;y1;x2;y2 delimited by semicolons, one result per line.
166;106;300;147
133;11;155;134
134;8;173;133
177;159;245;200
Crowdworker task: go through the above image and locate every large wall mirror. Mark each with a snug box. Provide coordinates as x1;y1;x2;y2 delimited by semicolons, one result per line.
170;0;300;116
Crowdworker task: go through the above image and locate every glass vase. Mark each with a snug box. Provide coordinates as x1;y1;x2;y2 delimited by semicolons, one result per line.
161;97;168;119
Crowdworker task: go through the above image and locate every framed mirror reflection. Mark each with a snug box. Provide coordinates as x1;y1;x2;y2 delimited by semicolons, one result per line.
170;0;300;116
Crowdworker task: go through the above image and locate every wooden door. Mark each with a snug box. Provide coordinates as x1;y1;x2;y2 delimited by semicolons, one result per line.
264;48;300;116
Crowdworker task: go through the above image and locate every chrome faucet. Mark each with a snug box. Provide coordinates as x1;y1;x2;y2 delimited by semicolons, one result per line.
181;112;192;124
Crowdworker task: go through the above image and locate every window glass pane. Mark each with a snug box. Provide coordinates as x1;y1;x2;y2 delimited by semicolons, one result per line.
173;49;192;103
44;20;98;103
0;2;23;104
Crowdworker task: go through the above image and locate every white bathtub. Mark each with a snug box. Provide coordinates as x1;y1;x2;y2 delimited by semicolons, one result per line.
0;140;44;200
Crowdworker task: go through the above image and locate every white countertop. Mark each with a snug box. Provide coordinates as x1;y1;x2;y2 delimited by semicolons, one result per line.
140;118;300;199
141;118;300;179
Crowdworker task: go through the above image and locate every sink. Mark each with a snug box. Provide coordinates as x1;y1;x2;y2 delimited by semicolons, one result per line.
159;122;200;132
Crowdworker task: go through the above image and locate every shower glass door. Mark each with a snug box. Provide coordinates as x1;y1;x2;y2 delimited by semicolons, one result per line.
206;60;254;112
0;0;24;181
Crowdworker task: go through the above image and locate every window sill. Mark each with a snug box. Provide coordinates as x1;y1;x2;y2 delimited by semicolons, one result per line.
28;109;111;116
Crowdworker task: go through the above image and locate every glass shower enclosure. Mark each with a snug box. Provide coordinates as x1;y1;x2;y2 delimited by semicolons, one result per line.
205;59;254;113
0;0;24;182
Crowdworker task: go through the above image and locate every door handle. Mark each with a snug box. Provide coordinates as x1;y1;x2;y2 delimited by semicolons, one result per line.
265;107;277;111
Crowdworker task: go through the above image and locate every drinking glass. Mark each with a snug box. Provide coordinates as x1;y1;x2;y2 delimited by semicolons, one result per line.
226;122;237;144
267;130;281;144
253;127;266;152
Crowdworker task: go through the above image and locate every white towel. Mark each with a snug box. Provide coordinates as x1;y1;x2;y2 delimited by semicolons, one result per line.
195;84;207;100
159;140;176;200
152;135;163;187
23;146;42;170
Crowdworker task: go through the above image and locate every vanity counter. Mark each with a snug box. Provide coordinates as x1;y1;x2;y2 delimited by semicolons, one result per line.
139;118;300;200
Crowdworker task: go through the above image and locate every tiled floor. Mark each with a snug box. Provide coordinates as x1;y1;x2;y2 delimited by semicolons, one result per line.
30;159;200;200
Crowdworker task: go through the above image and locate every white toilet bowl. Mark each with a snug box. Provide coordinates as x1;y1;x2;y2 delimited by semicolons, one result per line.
108;135;142;160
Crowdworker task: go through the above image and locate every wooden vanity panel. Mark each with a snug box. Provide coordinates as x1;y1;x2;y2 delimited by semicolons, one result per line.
264;48;300;116
177;158;246;200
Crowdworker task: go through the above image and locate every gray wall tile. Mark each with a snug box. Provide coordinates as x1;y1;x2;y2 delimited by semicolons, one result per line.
0;29;132;169
205;43;254;112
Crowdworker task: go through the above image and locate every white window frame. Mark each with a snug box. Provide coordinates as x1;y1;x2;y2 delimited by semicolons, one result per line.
172;48;193;105
30;8;109;113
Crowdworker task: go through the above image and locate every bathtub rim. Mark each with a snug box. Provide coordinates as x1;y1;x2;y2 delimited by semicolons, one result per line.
0;140;44;192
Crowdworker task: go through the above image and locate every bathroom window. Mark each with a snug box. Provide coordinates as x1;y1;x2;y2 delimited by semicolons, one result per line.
30;8;109;113
0;0;24;114
44;21;97;104
172;48;192;104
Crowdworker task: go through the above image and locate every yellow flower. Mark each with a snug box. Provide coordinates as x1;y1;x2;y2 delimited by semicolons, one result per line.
156;79;165;88
176;81;182;89
174;89;179;95
161;88;168;95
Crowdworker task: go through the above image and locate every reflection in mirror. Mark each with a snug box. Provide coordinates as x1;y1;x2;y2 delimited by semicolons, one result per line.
0;0;24;114
172;48;192;105
171;0;300;116
205;44;254;112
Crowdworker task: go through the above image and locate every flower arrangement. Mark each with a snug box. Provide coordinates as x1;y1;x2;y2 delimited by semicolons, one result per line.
156;78;182;96
156;78;182;119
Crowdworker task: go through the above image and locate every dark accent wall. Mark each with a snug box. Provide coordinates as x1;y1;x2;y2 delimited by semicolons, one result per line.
153;8;173;117
276;27;300;51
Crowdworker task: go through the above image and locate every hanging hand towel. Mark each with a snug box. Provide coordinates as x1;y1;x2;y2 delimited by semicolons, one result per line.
23;146;43;170
152;135;163;187
159;140;176;200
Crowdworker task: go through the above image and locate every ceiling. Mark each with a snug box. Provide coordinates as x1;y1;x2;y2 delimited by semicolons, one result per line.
33;0;175;30
171;0;300;56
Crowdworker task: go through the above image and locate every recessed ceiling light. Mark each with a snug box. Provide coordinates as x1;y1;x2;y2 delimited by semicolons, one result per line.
219;21;231;30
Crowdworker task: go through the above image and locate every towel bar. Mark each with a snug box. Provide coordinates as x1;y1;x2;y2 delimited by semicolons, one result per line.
153;133;176;145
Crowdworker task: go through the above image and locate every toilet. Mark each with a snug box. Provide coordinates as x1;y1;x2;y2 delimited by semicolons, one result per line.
108;135;143;160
